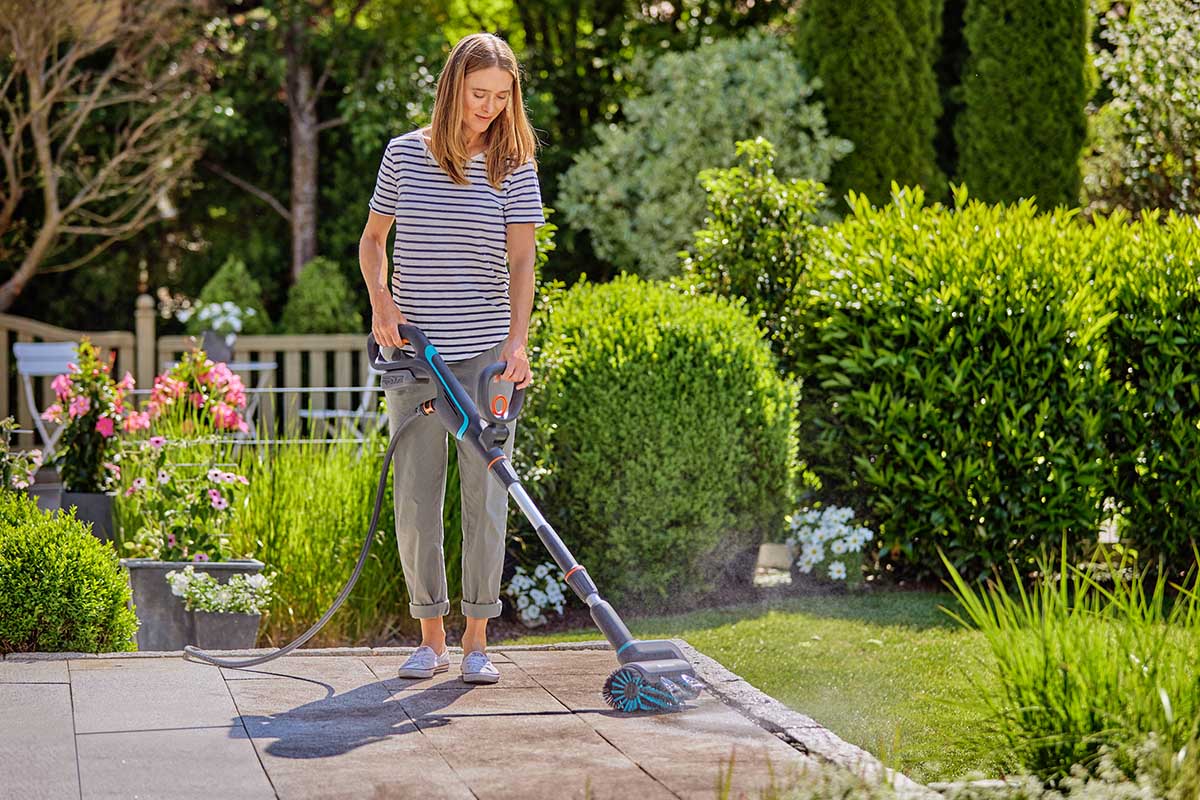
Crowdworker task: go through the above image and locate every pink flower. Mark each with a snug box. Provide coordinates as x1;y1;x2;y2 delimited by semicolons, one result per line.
190;392;204;409
51;374;72;400
236;474;250;485
193;552;209;562
68;395;91;418
124;485;137;497
221;472;236;484
104;462;121;481
207;469;223;483
123;411;151;433
211;494;228;510
131;477;147;491
166;533;177;547
95;416;115;438
118;372;135;391
149;436;166;448
158;470;170;484
40;404;63;423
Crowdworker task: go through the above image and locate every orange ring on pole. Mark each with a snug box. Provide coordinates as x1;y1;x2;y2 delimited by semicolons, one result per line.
487;454;506;471
564;565;585;581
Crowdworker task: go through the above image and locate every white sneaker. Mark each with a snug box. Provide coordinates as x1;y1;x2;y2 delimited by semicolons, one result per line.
397;645;450;679
461;650;500;684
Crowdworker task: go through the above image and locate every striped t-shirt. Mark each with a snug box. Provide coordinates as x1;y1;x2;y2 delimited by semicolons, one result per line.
369;129;545;362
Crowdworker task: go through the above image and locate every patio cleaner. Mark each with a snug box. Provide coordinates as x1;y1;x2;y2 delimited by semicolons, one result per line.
184;324;705;713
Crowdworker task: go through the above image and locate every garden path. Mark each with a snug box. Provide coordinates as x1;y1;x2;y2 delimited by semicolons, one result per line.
1;640;935;799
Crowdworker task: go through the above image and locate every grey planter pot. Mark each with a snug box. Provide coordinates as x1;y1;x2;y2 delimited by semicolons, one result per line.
191;611;261;650
61;491;115;543
119;558;264;651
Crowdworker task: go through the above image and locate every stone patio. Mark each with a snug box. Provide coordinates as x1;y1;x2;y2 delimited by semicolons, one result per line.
0;640;936;799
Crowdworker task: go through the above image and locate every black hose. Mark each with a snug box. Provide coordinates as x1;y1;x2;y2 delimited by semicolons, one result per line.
183;410;420;669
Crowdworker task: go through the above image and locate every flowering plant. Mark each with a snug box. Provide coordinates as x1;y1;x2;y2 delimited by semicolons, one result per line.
121;437;248;562
165;565;275;614
176;300;259;340
504;561;568;627
40;338;149;492
786;505;874;584
1;416;42;490
147;348;248;435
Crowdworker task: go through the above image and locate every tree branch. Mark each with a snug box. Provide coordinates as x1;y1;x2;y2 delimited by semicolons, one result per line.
201;159;293;222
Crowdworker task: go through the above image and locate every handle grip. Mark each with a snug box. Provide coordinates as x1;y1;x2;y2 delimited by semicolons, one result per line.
478;362;526;424
367;325;433;374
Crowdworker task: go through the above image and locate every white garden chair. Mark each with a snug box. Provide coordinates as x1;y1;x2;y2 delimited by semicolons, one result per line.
13;341;78;459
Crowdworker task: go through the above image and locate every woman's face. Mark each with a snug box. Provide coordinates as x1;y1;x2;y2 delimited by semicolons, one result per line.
462;67;513;138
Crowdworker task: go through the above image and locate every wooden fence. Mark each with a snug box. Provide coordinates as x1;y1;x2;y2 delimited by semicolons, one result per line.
3;294;377;450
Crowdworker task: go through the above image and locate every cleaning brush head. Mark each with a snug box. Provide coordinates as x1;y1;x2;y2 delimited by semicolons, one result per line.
601;665;685;713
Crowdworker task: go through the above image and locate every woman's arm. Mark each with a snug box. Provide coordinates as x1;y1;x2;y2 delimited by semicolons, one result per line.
501;222;536;388
360;210;407;348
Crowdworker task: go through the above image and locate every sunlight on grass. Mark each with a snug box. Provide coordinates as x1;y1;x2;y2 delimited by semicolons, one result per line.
498;590;1013;784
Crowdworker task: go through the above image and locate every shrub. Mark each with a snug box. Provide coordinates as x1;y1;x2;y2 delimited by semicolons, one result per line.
181;255;272;336
517;275;797;606
680;137;828;375
796;0;944;204
1084;0;1200;217
955;0;1091;208
1092;211;1200;571
558;32;849;280
943;545;1200;790
279;256;364;334
793;186;1111;581
0;492;138;654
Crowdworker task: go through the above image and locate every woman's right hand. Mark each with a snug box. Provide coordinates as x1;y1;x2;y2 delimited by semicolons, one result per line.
371;300;410;348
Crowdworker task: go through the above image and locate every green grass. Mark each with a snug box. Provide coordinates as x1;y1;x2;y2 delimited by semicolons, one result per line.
498;590;1015;784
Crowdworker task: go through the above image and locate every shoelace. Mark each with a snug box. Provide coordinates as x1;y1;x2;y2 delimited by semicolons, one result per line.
463;652;491;672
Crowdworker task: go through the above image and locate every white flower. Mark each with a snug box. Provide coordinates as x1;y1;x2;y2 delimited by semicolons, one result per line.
830;538;848;555
529;589;547;607
246;574;268;590
207;469;222;482
534;563;550;580
828;561;847;581
158;470;170;484
516;595;530;609
521;605;541;622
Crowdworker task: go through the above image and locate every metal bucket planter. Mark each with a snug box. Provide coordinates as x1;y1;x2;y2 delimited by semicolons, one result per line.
191;611;262;650
61;491;115;543
119;558;265;651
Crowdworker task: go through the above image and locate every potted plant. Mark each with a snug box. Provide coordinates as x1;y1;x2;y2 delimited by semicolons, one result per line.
165;565;275;649
118;437;262;650
38;338;150;542
785;505;873;593
0;416;41;493
146;348;249;437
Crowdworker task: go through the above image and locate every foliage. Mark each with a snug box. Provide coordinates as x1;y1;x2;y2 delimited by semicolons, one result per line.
503;562;568;627
518;275;797;606
792;187;1112;582
229;437;411;645
680;138;828;374
955;0;1092;208
166;565;275;614
0;492;137;654
796;0;944;204
40;339;148;493
279;257;364;334
1;416;41;490
942;544;1200;791
558;32;850;280
120;438;250;563
1090;211;1200;570
146;349;249;436
182;255;272;336
1083;0;1200;217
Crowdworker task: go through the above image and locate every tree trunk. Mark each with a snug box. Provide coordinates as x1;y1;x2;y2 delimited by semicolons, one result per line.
0;221;59;312
285;17;318;284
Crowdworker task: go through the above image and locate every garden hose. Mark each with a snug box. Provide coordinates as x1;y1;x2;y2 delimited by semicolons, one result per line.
186;324;706;712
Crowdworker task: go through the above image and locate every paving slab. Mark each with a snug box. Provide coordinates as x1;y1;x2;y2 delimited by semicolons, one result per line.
76;726;275;799
0;683;80;800
70;657;241;734
365;655;542;691
0;658;69;683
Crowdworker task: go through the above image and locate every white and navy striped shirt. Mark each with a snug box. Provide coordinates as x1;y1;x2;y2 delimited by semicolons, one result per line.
369;130;545;362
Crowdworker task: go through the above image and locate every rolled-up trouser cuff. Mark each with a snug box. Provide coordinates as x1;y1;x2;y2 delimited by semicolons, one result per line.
461;599;503;619
409;600;450;619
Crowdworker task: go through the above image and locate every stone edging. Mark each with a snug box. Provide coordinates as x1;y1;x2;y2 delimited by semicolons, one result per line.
5;638;940;797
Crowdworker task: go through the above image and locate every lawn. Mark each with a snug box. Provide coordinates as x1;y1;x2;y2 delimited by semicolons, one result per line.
496;589;1015;784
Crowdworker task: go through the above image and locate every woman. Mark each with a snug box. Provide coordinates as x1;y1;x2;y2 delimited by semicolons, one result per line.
358;32;544;684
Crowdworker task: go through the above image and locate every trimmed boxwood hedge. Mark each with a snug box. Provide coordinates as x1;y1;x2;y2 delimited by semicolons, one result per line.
0;492;137;654
516;275;798;606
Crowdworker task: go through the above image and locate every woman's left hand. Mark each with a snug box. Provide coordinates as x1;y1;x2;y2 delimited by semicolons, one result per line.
499;338;532;389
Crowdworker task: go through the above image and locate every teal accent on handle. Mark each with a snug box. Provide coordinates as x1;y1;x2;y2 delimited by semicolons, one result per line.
425;344;469;440
616;640;635;657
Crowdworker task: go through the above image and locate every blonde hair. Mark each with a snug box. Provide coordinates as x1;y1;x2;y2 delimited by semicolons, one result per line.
428;33;538;189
